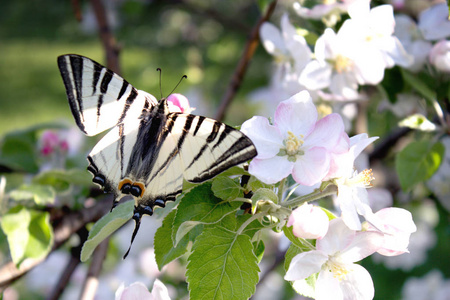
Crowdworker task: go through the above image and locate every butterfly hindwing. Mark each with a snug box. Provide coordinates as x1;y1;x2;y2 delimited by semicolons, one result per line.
57;54;157;136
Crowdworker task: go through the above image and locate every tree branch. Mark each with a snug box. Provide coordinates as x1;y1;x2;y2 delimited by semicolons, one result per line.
90;0;121;74
214;1;278;122
79;237;110;300
0;196;111;289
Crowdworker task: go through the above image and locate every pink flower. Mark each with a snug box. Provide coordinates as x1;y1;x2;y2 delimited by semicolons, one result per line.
287;203;329;239
39;130;69;156
429;40;450;73
166;93;191;113
241;91;345;185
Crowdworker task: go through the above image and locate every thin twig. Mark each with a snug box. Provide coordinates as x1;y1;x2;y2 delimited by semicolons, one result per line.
214;1;278;122
90;0;121;73
46;227;89;300
0;196;112;289
79;237;110;300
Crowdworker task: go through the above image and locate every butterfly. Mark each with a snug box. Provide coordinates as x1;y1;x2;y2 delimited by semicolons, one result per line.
57;54;257;257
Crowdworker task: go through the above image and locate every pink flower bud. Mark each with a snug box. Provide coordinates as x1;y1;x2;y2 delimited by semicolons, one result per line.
429;40;450;73
287;203;329;239
167;93;190;113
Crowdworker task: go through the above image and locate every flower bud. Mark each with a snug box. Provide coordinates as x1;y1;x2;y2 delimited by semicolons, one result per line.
287;203;329;239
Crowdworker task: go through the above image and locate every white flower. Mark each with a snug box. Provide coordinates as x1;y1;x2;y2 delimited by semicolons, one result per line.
285;218;383;300
339;0;413;68
325;133;379;230
293;0;358;27
394;14;433;72
366;207;417;256
402;270;450;300
300;28;385;100
115;280;170;300
418;2;450;41
260;13;311;95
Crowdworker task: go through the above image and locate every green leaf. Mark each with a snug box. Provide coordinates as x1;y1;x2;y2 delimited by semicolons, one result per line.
154;210;191;270
186;226;260;300
284;244;317;298
396;141;445;191
172;183;240;243
9;184;55;205
253;240;265;263
211;176;241;201
1;206;53;267
80;200;134;262
400;68;436;102
33;169;93;192
283;225;314;251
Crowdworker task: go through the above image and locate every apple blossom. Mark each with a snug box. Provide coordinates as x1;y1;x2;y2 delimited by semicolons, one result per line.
429;40;450;73
365;207;416;256
285;218;383;300
340;0;413;68
417;2;450;41
259;13;311;94
115;280;170;300
299;27;385;100
241;91;345;185
394;14;433;72
166;93;192;113
287;203;329;239
293;0;358;21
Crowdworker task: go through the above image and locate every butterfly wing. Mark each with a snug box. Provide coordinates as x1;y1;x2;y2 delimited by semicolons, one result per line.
136;109;258;211
57;54;157;136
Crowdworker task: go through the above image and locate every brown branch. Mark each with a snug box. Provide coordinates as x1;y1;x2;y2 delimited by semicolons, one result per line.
46;227;89;300
214;0;278;122
0;196;111;289
90;0;121;74
79;237;110;300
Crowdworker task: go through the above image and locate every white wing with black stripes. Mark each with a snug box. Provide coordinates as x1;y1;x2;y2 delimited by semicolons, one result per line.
57;54;158;136
57;54;257;257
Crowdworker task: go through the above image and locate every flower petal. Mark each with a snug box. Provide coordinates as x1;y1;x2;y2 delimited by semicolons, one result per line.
340;231;384;263
241;116;282;159
304;113;345;150
274;91;318;136
151;279;171;300
284;251;328;281
259;22;286;55
292;147;330;186
317;218;354;254
249;156;293;184
315;269;344;300
339;264;375;300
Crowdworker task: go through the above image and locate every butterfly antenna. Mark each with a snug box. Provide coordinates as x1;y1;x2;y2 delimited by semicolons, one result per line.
156;68;163;99
123;212;142;259
168;74;188;97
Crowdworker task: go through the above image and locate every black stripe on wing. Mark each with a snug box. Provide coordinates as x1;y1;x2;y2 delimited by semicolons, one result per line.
57;55;87;134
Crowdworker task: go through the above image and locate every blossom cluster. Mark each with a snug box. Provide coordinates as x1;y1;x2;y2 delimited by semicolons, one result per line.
237;0;450;298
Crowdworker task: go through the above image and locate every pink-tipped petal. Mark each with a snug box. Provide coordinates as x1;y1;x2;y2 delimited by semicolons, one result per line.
241;116;282;159
274;91;317;137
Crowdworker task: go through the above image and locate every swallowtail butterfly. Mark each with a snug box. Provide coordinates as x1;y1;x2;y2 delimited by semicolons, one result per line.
57;54;257;257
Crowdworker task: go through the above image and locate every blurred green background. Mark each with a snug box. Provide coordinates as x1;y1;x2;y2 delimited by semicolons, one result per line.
0;0;270;136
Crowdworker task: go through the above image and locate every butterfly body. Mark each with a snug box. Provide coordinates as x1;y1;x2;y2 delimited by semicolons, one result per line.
57;54;257;256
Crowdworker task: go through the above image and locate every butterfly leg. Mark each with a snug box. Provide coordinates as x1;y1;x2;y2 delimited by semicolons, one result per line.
123;204;154;259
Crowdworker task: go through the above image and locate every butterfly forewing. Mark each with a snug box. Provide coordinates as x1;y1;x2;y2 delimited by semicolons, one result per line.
57;54;157;136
